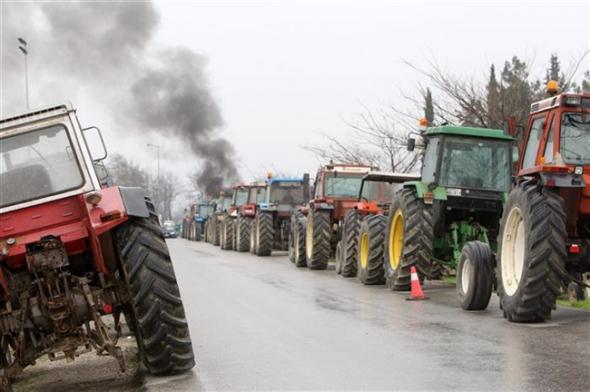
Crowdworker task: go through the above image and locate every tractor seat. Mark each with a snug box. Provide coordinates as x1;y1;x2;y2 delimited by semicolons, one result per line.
0;164;53;206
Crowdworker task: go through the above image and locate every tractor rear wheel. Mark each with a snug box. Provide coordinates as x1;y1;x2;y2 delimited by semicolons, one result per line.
291;212;307;267
341;209;360;278
256;213;274;256
236;216;251;252
195;223;202;242
497;182;566;322
384;188;434;291
115;205;195;374
457;241;494;310
211;218;220;246
306;209;331;270
358;215;387;285
221;219;234;250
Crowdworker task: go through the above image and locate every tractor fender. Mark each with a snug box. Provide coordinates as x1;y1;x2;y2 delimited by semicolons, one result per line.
538;172;586;188
403;181;447;201
313;202;334;210
118;187;150;218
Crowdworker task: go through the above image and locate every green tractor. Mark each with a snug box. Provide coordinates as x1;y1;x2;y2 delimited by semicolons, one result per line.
385;125;514;310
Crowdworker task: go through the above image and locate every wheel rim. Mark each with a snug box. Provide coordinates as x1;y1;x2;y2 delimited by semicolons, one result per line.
360;232;369;270
306;215;313;259
501;206;526;296
388;210;404;270
461;257;471;294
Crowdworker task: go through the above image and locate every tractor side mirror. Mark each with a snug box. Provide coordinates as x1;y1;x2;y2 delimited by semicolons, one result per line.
407;137;416;152
83;126;107;161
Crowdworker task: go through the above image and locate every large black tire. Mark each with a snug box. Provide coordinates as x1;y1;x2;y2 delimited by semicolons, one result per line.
288;215;297;263
115;207;195;374
306;209;331;270
256;213;274;256
221;219;234;250
291;212;307;267
358;215;387;285
456;241;494;310
341;209;360;278
497;182;566;322
236;216;251;252
383;188;434;291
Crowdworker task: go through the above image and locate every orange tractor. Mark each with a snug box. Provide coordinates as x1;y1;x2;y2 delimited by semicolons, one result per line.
498;84;590;322
337;172;419;284
289;163;375;269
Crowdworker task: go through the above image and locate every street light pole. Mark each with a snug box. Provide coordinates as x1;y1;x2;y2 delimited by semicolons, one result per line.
17;37;29;110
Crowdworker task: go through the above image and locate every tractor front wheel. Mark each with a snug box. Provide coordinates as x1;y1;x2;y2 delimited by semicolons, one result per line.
358;215;387;285
341;209;360;278
290;212;307;267
383;188;434;291
306;209;331;270
116;207;195;374
456;241;494;310
497;182;566;322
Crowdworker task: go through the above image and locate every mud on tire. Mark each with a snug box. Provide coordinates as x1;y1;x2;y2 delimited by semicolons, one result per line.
383;188;434;291
497;182;566;322
358;215;387;285
341;209;360;278
115;204;195;375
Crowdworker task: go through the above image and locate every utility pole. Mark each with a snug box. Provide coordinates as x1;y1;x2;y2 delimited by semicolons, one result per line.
17;37;29;110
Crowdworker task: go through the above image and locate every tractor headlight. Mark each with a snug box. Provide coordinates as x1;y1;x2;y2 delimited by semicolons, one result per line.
563;95;582;106
574;166;583;175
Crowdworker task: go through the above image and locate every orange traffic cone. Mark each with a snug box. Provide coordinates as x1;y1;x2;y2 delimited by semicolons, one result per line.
406;266;428;301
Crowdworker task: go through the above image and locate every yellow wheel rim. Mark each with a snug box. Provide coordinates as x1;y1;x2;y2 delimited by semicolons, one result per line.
388;209;404;270
360;232;369;270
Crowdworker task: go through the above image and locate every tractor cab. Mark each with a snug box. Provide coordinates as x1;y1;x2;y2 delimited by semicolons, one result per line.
196;203;215;222
228;184;249;214
260;174;310;215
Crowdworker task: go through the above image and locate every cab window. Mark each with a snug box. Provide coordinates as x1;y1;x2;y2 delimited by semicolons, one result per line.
543;115;556;163
522;116;545;169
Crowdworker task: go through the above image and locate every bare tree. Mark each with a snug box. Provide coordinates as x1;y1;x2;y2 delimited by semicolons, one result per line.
304;106;420;173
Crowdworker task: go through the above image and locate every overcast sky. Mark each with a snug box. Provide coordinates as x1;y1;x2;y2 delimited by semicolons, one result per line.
2;0;589;195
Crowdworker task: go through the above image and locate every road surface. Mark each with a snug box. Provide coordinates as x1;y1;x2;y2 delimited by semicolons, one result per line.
17;238;590;391
145;239;590;391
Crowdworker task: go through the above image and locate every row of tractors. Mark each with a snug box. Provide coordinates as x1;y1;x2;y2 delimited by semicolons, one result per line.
191;83;589;323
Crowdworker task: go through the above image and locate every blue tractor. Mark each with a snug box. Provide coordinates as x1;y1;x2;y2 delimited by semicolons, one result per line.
250;174;310;256
188;202;215;241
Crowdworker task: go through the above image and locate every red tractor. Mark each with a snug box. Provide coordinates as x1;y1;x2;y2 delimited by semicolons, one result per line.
337;172;418;284
219;183;264;251
0;105;194;390
290;163;376;269
498;83;590;322
235;183;266;252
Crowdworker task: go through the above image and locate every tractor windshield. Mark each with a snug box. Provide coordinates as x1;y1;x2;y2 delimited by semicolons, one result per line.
233;189;248;206
0;125;84;208
325;173;364;198
360;181;396;203
269;181;305;205
248;187;266;204
439;137;511;192
561;113;590;165
220;196;232;211
198;205;214;218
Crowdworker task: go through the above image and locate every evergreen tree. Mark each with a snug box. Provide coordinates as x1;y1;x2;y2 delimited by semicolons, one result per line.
486;64;502;128
423;88;434;125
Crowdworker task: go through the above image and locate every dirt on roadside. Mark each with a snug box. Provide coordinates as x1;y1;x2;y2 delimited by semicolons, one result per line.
13;323;143;392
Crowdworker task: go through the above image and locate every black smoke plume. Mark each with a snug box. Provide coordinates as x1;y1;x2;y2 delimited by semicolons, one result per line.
1;2;237;196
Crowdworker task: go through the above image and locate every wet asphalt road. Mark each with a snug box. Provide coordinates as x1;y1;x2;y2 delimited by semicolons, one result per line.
145;238;590;391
